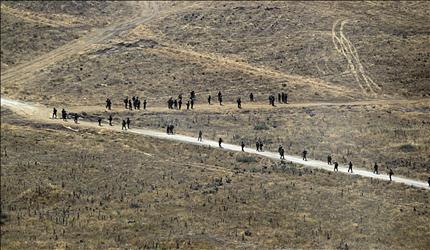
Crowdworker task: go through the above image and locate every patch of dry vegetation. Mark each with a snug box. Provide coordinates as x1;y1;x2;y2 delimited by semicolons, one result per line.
1;115;429;249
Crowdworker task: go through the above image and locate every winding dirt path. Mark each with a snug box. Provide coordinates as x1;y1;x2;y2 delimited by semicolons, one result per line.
2;97;428;190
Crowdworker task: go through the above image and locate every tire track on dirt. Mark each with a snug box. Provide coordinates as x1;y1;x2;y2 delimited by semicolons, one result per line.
332;19;380;95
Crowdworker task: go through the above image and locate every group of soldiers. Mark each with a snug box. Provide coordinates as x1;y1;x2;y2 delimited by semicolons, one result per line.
101;90;289;112
123;96;146;110
167;92;195;110
52;92;430;187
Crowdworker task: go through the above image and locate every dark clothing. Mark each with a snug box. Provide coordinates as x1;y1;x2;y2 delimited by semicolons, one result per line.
124;98;128;109
373;163;379;174
108;115;113;126
52;108;57;119
278;93;281;103
218;92;223;105
302;150;308;161
348;161;353;173
278;146;285;160
143;100;147;110
389;169;394;181
334;162;339;172
256;141;260;151
259;141;263;151
122;120;127;130
126;118;130;129
219;138;223;148
98;118;102;126
178;99;182;110
186;101;190;110
241;142;245;152
198;131;203;141
237;98;241;109
208;95;211;104
190;99;194;109
106;99;112;110
61;109;67;121
327;155;332;165
128;100;132;110
74;114;79;124
250;93;254;102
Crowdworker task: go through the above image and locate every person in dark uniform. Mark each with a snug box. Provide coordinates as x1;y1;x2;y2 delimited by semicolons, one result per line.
237;97;242;109
128;100;132;110
190;98;194;109
124;97;128;109
186;100;190;110
143;99;147;110
98;117;102;126
278;145;285;160
52;108;57;119
122;120;127;130
334;161;339;172
302;149;308;161
241;141;245;152
218;138;223;148
198;130;203;141
208;95;211;105
106;98;112;110
278;93;281;103
108;115;113;126
348;161;353;173
256;140;260;151
327;154;332;165
178;99;182;110
218;91;223;105
388;168;394;181
428;177;430;187
61;109;67;121
249;93;254;102
126;118;131;129
373;163;379;174
259;140;264;152
74;113;79;124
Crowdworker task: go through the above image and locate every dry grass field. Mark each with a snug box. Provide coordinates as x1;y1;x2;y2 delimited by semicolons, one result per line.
1;115;429;249
1;1;429;249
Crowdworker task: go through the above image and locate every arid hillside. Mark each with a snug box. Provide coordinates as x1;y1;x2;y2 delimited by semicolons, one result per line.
2;1;429;104
1;1;137;71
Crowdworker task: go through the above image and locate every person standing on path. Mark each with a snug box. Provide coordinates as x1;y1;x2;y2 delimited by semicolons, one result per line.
74;113;79;124
249;93;254;102
334;161;339;172
348;161;353;173
52;108;57;119
219;138;223;148
126;118;131;129
198;130;203;142
373;163;379;174
98;118;102;126
208;95;211;105
122;120;127;130
389;168;394;181
106;98;112;110
241;141;245;152
143;99;147;110
327;154;332;165
278;145;285;160
302;149;308;161
108;115;113;126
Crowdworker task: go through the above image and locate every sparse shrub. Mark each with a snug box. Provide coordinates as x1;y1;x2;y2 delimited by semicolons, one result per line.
254;123;269;130
236;156;257;163
400;144;417;152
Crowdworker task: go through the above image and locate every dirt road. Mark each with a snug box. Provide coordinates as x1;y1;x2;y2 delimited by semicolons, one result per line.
2;97;428;190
